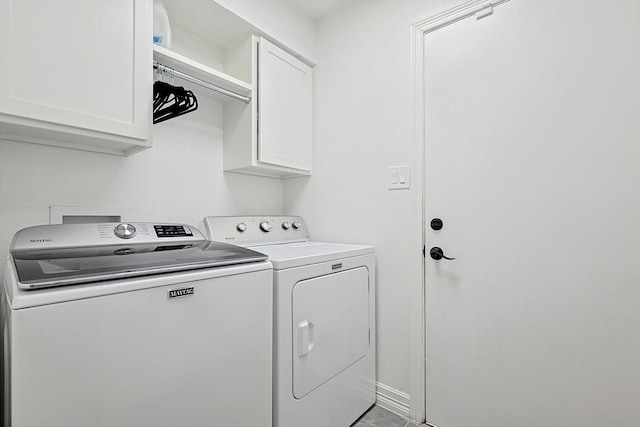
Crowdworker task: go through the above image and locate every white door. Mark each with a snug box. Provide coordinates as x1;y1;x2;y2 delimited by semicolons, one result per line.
424;1;640;426
291;267;370;398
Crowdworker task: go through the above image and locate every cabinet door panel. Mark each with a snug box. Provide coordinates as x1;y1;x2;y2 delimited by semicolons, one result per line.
258;37;312;172
0;0;151;150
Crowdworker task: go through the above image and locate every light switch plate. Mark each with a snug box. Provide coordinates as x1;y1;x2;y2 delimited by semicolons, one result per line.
389;166;410;190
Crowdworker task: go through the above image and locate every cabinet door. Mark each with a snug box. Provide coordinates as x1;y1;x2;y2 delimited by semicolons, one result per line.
258;37;312;172
0;0;152;155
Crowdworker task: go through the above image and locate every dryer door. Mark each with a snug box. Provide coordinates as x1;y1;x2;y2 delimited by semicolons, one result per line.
292;267;370;399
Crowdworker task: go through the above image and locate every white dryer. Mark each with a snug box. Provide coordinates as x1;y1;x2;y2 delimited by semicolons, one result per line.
2;222;273;427
204;216;376;427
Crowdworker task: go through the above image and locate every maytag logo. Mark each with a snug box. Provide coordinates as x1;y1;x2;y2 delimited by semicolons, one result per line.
30;238;52;243
168;287;195;299
332;263;343;270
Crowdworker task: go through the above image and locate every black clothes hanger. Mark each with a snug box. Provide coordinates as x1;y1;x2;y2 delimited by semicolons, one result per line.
153;73;198;124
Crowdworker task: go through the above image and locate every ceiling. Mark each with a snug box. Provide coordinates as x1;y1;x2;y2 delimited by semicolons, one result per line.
285;0;351;19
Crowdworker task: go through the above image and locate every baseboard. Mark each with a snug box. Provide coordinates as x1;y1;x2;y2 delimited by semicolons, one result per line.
375;381;410;419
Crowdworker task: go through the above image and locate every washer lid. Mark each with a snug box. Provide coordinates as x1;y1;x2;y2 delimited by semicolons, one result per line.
9;223;268;289
249;241;374;270
12;240;268;289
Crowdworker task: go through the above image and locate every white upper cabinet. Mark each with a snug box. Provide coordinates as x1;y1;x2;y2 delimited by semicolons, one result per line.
162;0;314;178
0;0;152;156
224;36;313;178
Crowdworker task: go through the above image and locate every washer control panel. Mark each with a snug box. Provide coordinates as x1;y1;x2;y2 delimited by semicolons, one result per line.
10;222;205;252
114;223;195;240
204;216;309;245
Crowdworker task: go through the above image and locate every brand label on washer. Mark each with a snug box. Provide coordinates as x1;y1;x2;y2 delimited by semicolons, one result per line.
30;238;53;243
332;263;342;270
168;287;194;299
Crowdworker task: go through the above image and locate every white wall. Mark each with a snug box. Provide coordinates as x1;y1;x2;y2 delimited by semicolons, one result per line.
0;94;283;280
215;0;318;63
284;0;465;402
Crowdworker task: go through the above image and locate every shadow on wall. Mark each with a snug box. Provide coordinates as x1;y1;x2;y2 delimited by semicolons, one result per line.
225;172;287;216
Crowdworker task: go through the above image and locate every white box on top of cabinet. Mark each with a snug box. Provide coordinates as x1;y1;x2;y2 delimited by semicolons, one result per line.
0;0;152;156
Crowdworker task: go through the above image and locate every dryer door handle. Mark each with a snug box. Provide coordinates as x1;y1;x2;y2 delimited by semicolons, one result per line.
298;320;314;357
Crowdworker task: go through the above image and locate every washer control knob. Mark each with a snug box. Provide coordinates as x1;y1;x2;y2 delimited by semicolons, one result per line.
259;221;272;232
114;223;137;239
236;223;247;232
292;221;302;230
282;222;291;230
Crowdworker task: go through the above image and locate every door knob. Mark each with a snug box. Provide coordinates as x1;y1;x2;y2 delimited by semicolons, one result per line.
430;247;455;260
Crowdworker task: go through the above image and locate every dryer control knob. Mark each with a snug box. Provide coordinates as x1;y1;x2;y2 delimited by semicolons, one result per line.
114;223;137;239
292;221;302;230
236;223;247;232
282;222;291;230
259;221;272;232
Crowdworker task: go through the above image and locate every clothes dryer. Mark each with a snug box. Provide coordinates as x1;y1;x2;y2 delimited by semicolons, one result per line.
204;216;376;427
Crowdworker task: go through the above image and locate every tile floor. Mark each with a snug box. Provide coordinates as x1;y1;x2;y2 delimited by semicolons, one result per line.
352;405;422;427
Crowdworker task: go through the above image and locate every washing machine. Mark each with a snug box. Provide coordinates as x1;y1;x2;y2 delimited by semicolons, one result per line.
204;216;376;427
1;222;273;427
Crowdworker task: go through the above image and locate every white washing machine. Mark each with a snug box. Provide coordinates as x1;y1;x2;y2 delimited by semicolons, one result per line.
204;216;376;427
1;222;273;427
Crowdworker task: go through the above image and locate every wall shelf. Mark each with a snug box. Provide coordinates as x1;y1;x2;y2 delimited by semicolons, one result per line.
153;45;252;103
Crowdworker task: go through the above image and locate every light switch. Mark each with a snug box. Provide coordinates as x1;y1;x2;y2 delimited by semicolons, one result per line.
399;169;406;184
389;166;410;190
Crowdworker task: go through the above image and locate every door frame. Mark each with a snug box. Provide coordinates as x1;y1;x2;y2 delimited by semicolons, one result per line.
408;0;511;423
